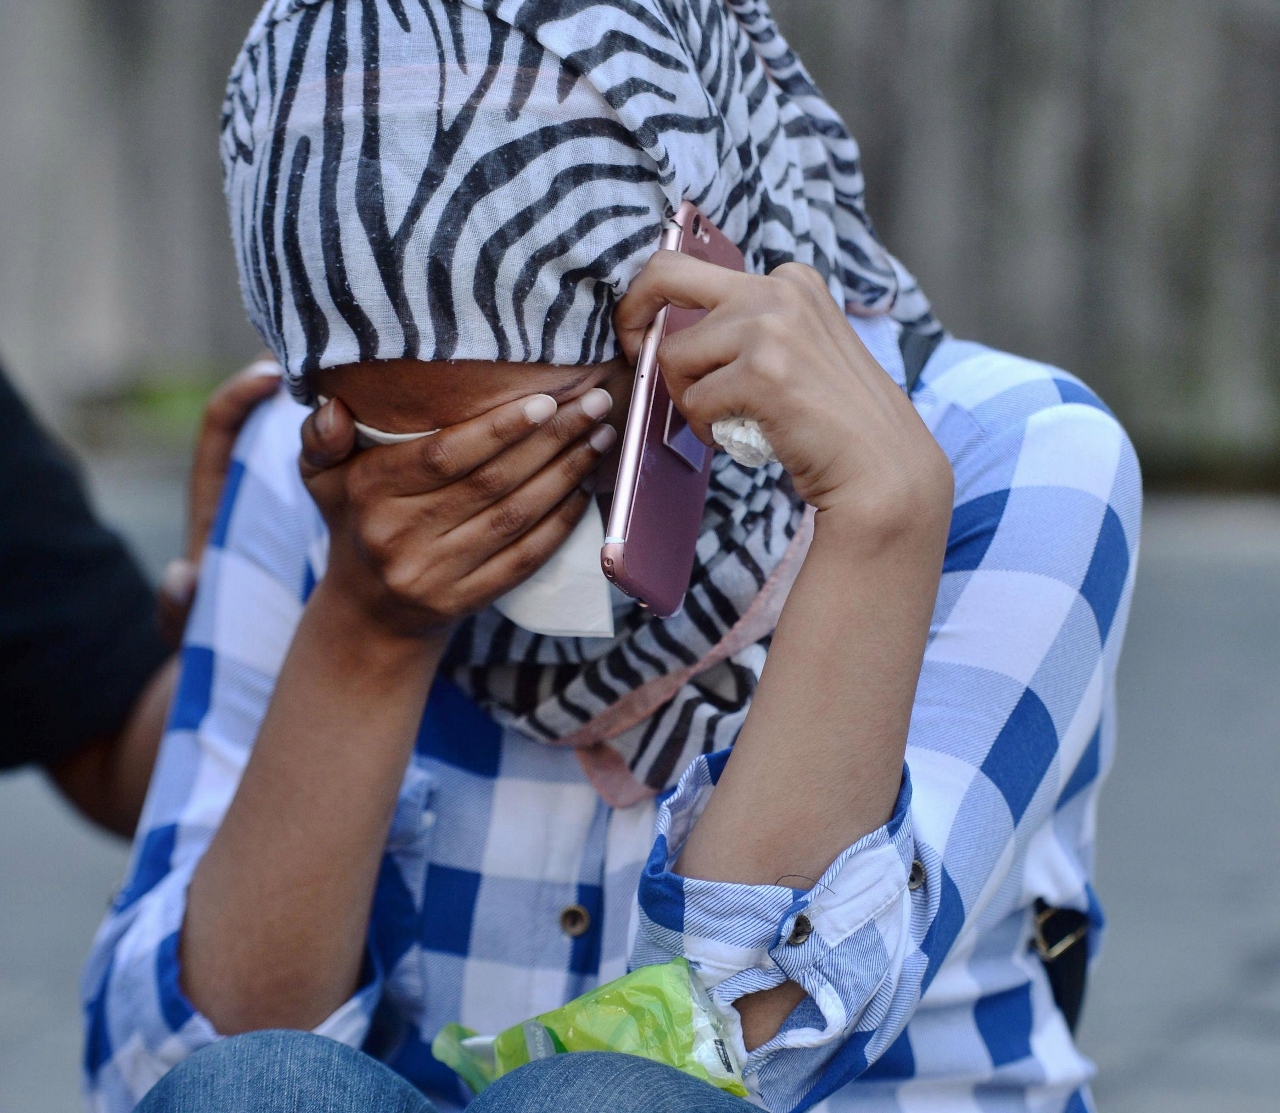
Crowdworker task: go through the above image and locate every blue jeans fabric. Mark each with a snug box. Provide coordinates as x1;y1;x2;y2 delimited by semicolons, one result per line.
135;1031;754;1113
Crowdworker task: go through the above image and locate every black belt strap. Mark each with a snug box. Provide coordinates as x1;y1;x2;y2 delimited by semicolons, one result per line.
901;328;945;396
1031;900;1090;1034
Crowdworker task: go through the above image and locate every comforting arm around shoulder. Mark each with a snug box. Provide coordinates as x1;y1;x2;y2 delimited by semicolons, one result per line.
634;397;1141;1113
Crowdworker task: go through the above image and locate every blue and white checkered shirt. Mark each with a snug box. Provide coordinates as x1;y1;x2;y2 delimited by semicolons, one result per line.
82;334;1140;1113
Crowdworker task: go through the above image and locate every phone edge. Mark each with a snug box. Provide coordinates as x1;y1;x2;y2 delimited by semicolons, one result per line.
603;216;686;558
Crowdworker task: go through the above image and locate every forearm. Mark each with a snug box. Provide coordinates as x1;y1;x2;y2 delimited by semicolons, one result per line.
676;503;946;1048
181;580;442;1034
678;505;944;885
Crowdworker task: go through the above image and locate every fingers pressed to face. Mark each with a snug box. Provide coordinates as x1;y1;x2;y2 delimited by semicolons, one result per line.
360;387;613;509
299;397;358;479
461;386;614;506
456;488;593;602
444;420;616;568
342;392;553;498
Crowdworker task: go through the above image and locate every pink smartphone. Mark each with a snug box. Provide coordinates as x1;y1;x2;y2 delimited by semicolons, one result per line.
601;201;745;618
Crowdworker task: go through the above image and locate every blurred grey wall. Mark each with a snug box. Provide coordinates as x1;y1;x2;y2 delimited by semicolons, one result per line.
2;0;1278;481
0;0;265;421
771;0;1280;482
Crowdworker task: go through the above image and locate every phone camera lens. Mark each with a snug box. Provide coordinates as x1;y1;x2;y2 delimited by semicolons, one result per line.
691;215;702;236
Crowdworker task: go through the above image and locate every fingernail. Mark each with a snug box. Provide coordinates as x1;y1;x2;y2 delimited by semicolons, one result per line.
160;558;199;605
317;400;335;436
239;359;282;380
523;394;558;424
588;424;617;453
580;387;613;421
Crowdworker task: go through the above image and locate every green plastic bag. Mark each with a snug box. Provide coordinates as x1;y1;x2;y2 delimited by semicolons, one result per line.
431;958;748;1099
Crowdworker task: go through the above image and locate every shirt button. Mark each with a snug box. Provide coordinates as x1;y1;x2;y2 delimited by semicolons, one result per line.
786;914;813;946
909;860;926;891
559;904;591;938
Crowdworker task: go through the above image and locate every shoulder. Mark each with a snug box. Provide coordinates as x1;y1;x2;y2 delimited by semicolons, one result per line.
206;386;322;597
915;339;1140;525
231;386;311;499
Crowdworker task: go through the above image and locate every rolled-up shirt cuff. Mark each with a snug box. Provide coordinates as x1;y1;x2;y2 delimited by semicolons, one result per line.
633;751;916;1056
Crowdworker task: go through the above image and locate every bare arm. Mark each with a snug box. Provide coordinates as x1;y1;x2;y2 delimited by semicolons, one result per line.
180;390;617;1034
616;255;953;1048
181;586;442;1029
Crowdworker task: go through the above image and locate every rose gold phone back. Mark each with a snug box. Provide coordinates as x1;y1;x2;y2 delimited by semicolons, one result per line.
602;203;745;618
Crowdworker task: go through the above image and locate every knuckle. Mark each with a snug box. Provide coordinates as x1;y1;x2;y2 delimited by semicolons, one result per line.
657;332;686;369
776;260;821;292
759;310;791;343
359;514;401;566
750;348;788;388
434;587;464;618
489;498;530;540
541;408;576;443
678;383;704;418
747;318;788;361
508;544;545;581
381;559;422;602
560;445;595;482
417;435;456;481
493;410;527;447
467;461;508;501
776;271;820;311
345;460;377;507
653;246;680;273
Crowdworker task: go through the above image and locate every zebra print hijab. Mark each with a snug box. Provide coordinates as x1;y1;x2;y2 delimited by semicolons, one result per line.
222;0;938;802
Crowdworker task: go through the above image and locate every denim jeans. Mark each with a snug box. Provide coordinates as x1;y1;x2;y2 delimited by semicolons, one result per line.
135;1031;754;1113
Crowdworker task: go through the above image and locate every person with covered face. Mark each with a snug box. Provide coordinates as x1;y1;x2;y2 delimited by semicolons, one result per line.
83;2;1141;1111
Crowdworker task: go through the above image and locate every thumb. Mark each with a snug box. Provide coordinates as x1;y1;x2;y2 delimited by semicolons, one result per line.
299;397;357;480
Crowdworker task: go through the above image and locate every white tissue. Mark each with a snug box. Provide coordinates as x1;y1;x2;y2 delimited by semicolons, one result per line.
492;499;614;640
711;417;778;468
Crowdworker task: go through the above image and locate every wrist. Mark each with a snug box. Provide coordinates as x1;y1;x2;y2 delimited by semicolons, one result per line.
307;576;450;675
816;445;953;556
814;489;949;564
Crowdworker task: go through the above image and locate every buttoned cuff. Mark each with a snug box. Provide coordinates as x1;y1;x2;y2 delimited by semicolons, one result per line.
633;751;917;1064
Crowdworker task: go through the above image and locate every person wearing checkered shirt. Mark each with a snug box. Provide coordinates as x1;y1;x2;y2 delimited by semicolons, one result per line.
82;4;1139;1111
82;301;1139;1113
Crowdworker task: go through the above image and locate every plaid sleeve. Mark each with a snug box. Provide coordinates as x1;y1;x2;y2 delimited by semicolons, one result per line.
633;351;1142;1113
80;392;383;1113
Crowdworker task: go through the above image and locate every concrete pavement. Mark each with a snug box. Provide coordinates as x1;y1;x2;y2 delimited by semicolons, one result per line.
1078;497;1280;1111
1;487;1277;1112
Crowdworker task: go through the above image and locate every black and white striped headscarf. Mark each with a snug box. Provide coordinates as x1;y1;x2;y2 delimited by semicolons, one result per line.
222;0;938;801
